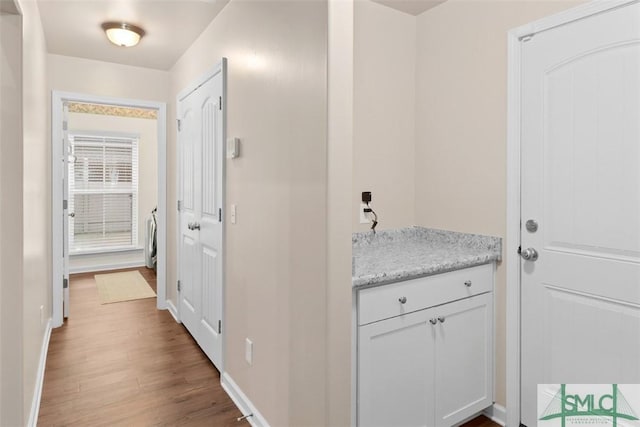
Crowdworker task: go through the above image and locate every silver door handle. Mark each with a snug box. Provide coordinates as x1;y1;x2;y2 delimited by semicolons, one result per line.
187;222;193;230
520;247;539;261
192;222;200;230
68;212;75;218
429;318;438;325
437;316;445;323
398;296;407;304
464;280;472;287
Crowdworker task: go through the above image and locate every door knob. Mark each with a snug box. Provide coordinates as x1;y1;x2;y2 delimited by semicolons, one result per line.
429;318;438;325
520;247;539;261
68;212;75;218
398;296;407;304
437;316;445;323
464;280;472;287
192;222;201;230
187;222;194;230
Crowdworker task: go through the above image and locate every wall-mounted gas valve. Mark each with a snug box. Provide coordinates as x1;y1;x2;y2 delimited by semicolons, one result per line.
360;191;378;232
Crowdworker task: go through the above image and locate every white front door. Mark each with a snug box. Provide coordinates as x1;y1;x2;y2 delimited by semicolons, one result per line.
520;4;640;425
178;62;225;370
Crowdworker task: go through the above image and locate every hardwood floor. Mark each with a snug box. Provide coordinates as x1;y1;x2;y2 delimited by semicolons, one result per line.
461;415;500;427
38;267;246;427
38;267;500;427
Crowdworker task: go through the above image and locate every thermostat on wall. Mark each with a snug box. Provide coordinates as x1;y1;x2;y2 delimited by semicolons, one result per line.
227;137;240;159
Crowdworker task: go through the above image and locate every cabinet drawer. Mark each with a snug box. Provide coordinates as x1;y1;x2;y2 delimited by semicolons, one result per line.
358;263;493;325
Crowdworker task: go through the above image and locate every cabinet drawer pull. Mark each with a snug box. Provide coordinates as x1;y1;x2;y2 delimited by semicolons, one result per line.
429;318;438;325
398;296;407;304
464;280;472;287
438;316;446;323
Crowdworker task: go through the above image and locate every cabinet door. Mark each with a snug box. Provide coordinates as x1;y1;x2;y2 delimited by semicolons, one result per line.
434;293;493;427
358;309;436;427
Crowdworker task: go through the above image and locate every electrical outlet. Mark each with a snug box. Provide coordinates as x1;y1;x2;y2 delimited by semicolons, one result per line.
359;203;370;224
245;338;253;365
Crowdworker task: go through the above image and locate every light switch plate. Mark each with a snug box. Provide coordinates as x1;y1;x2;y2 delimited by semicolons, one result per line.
245;338;253;365
231;204;237;224
227;137;240;159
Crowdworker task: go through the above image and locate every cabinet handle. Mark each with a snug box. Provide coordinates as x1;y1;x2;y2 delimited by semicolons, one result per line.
398;296;407;304
438;316;445;323
429;318;438;325
464;280;472;287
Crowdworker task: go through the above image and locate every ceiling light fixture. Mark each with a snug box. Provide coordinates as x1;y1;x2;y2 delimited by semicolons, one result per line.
101;22;145;47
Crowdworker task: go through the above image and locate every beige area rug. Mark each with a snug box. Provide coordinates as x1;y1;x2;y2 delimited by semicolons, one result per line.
94;270;156;304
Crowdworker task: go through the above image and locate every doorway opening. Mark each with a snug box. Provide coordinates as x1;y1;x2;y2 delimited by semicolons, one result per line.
52;92;167;327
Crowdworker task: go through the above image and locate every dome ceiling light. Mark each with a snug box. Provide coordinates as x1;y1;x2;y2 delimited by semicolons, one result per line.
101;22;145;47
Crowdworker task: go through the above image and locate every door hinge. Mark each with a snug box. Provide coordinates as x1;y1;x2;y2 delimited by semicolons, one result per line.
520;34;534;42
177;200;182;211
177;119;182;131
63;199;68;210
219;96;222;110
63;278;68;289
177;280;181;292
218;320;222;334
218;208;222;222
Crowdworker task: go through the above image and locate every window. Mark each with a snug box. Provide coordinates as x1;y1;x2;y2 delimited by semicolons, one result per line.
68;134;139;253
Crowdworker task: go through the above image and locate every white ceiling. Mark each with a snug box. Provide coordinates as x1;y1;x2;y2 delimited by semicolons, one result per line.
37;0;229;70
369;0;446;16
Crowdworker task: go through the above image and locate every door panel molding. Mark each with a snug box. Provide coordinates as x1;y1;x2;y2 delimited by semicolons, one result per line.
506;1;640;425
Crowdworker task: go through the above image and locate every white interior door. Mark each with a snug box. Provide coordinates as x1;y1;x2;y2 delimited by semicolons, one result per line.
62;102;70;318
178;95;200;337
520;4;640;425
178;62;225;371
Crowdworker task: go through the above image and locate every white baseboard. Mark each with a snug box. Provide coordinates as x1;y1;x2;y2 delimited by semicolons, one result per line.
69;260;146;274
166;299;180;323
483;403;506;426
28;319;52;427
221;372;270;427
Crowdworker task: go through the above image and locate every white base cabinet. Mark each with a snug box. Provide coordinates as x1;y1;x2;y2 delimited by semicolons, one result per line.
356;264;495;427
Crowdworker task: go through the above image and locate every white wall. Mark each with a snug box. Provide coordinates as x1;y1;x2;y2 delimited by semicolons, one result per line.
0;4;24;425
48;54;170;103
20;0;50;422
414;0;584;406
0;0;49;424
67;112;158;272
169;1;328;425
353;1;416;232
327;1;354;425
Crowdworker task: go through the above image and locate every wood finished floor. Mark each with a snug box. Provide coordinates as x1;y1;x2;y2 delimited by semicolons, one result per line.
38;267;499;427
460;415;500;427
38;267;246;427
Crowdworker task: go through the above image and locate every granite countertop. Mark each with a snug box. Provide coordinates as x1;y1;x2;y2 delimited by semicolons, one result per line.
352;226;502;288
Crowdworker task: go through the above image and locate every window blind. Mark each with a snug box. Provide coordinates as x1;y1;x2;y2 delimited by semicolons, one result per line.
68;134;139;253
